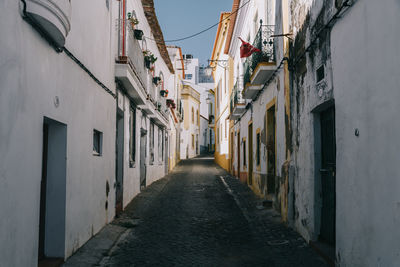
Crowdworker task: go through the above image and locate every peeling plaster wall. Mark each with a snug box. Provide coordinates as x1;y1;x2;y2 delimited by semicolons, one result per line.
289;0;336;242
229;0;288;216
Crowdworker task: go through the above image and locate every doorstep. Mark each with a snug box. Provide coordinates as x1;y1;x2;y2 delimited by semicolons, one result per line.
309;241;335;266
39;258;64;267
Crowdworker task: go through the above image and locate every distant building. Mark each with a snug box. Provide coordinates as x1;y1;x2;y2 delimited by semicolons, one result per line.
211;12;232;171
180;85;200;159
181;54;215;155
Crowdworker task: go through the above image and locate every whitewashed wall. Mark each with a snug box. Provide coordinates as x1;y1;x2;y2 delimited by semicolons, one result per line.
0;0;116;265
331;0;400;265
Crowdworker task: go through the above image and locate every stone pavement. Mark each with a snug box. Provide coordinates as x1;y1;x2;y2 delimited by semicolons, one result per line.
64;157;327;267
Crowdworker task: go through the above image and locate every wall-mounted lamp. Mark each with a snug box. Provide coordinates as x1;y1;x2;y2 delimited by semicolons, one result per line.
207;59;228;70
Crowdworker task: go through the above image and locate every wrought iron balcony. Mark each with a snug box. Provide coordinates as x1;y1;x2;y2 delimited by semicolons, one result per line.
243;24;276;100
230;77;246;120
115;22;148;105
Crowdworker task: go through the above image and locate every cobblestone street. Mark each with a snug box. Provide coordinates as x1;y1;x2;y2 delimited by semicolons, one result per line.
64;157;328;266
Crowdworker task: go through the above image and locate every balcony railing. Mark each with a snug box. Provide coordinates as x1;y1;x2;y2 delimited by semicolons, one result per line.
243;24;275;87
117;22;148;95
231;78;246;111
230;77;246;120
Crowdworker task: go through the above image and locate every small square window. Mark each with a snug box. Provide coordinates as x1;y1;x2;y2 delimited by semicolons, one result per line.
316;65;325;83
93;129;103;156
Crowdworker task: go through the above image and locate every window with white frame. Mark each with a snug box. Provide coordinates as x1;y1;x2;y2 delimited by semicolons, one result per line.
93;129;103;156
158;128;163;162
150;122;154;164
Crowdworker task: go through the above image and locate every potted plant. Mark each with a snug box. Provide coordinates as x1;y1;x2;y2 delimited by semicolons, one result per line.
134;29;143;40
167;99;176;109
153;76;161;85
127;13;139;27
160;89;168;98
157;103;162;111
143;50;157;69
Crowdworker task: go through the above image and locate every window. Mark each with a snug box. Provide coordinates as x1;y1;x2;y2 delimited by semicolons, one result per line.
158;128;163;162
243;139;246;166
224;77;226;94
220;124;222;142
217;80;221;107
317;65;325;83
196;110;199;126
185;74;193;80
225;120;227;138
256;132;261;166
150;123;154;164
93;129;103;156
129;105;136;166
253;11;259;39
192;134;195;149
192;107;194;124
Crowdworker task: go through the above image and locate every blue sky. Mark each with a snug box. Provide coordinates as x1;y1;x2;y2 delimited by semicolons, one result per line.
153;0;233;66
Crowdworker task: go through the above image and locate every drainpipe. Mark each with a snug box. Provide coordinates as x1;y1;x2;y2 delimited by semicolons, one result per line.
122;0;126;57
117;0;121;57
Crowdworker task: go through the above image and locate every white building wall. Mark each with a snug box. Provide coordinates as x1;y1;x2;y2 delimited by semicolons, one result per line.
122;0;172;188
117;92;141;208
180;95;200;159
0;0;116;265
228;0;287;194
214;59;230;157
331;0;400;265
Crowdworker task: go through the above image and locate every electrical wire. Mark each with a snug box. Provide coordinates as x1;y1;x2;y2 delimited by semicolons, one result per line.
147;0;252;43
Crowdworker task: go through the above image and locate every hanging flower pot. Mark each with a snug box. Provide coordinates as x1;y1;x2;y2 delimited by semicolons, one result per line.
153;76;161;85
134;29;143;40
167;99;176;109
143;50;157;70
160;89;169;98
127;13;139;29
144;58;151;69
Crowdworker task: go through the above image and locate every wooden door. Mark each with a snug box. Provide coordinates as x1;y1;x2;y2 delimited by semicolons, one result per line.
140;129;147;190
115;112;124;215
237;132;240;177
248;123;253;185
267;106;276;194
319;107;336;245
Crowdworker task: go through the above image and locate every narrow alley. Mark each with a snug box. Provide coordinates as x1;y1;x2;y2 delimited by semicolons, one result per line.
1;0;400;266
65;158;327;266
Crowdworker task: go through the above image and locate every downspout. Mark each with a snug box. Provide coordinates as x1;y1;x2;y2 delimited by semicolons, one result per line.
122;0;126;57
117;0;121;57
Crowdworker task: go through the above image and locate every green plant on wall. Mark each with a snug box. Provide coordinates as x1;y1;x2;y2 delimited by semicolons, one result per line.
143;50;157;63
